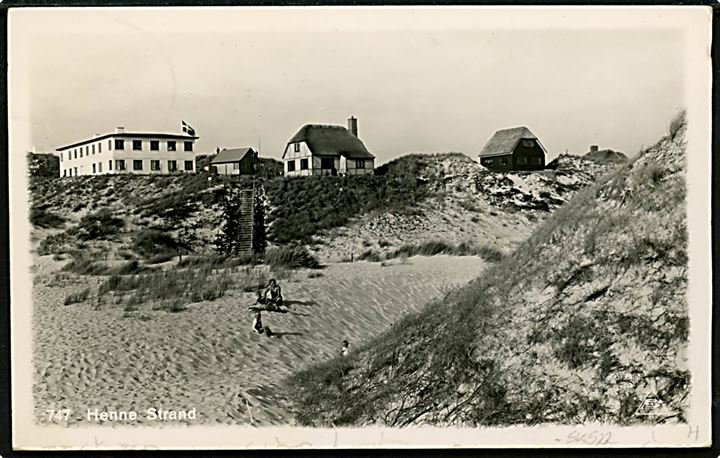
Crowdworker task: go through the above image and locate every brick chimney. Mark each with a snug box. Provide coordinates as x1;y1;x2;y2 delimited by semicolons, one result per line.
590;145;599;153
348;116;358;137
116;127;125;133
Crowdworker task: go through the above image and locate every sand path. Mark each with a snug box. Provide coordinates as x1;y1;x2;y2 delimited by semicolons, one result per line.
32;255;486;426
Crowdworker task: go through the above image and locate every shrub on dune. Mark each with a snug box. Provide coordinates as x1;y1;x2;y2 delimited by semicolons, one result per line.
131;229;179;261
74;208;124;241
30;207;65;229
264;245;320;269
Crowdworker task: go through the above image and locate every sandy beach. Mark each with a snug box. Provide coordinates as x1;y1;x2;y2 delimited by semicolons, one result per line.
32;254;486;426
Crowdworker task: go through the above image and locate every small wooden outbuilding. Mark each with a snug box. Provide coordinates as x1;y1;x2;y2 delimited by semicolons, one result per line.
211;147;259;175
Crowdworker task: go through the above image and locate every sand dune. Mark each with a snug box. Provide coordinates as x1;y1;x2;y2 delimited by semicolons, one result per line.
32;254;486;426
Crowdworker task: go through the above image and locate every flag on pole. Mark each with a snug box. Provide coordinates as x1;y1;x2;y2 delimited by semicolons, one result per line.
182;120;196;136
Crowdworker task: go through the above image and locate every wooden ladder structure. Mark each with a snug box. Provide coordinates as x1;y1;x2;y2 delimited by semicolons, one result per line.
236;184;255;256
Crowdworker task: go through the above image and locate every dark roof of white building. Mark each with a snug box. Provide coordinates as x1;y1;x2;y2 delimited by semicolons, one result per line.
479;126;545;158
211;147;256;164
285;124;374;160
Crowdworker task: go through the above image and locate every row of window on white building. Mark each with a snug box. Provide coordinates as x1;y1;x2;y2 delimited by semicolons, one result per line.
61;139;193;162
63;159;194;176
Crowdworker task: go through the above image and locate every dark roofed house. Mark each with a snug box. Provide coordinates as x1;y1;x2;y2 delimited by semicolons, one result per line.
479;126;546;172
282;116;375;176
211;147;259;175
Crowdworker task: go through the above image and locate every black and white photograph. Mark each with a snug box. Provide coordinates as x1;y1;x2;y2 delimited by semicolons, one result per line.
8;5;712;450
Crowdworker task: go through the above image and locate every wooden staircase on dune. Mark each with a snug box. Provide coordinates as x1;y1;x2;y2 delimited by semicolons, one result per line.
237;186;255;256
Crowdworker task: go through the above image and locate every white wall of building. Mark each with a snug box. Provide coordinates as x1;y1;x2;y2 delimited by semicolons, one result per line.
58;135;196;177
344;158;375;175
214;163;241;175
284;141;313;176
283;141;375;177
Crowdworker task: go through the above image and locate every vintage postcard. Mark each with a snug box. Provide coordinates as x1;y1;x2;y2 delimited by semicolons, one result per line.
8;5;712;450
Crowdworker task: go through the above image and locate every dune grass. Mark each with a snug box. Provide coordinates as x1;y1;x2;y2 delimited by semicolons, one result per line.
176;253;260;269
98;266;231;311
61;256;152;276
357;241;504;263
96;261;267;312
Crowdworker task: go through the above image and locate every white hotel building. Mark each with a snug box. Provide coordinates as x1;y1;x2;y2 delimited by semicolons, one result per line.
56;127;198;177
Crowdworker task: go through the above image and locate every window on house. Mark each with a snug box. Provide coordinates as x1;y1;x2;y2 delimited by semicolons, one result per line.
92;144;95;154
501;158;508;165
184;141;193;152
86;146;89;155
108;140;112;150
518;157;526;164
287;160;296;172
294;143;300;153
233;162;240;170
184;160;194;171
321;157;334;169
133;140;142;151
73;150;77;159
80;148;83;158
523;140;534;148
115;139;124;150
92;163;96;173
63;170;66;177
98;162;102;173
115;159;126;171
109;160;113;171
356;159;365;169
99;143;102;153
167;141;176;151
133;160;143;171
151;160;160;171
168;160;177;172
150;140;159;151
60;153;63;162
73;167;77;176
300;158;309;170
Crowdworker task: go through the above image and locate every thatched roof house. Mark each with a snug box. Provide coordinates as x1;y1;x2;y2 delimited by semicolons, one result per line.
479;126;547;171
283;117;375;176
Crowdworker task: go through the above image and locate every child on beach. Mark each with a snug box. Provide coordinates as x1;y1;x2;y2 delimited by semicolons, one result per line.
252;311;264;334
251;311;273;337
341;339;350;357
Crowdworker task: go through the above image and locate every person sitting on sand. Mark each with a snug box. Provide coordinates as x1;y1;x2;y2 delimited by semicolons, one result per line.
341;339;350;357
261;279;283;309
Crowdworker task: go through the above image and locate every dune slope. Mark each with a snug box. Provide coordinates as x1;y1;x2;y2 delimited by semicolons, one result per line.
287;113;689;427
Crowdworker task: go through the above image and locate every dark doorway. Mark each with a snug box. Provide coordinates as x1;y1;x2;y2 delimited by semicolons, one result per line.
320;157;334;170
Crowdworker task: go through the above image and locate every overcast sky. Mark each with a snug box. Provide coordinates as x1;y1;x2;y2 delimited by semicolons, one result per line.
11;7;686;163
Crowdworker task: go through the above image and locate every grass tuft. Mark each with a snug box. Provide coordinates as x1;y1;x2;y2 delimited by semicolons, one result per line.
64;288;91;305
